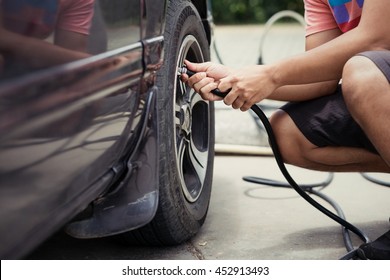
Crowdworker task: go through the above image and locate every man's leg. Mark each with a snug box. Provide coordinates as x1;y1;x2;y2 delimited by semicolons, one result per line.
269;110;390;172
336;51;390;260
342;52;390;169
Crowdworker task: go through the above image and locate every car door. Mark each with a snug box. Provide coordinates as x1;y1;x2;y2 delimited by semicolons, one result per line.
0;0;147;258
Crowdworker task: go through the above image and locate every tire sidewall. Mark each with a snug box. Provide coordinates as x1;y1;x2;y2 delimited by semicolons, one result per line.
157;1;214;233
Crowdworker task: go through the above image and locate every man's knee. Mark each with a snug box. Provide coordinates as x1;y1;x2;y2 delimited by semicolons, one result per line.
269;110;311;166
342;54;379;108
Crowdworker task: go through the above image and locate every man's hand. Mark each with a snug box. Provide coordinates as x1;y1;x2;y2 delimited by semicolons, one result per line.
182;60;279;111
219;64;279;111
181;60;233;102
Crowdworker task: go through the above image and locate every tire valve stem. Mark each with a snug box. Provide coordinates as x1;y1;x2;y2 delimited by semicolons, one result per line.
177;65;195;77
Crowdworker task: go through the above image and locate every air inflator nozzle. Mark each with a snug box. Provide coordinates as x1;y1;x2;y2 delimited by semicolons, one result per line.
177;65;229;98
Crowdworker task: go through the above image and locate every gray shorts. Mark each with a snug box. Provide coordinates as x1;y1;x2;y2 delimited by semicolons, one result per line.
281;50;390;154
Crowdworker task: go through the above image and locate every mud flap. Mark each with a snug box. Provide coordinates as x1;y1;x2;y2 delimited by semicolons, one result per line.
66;89;159;238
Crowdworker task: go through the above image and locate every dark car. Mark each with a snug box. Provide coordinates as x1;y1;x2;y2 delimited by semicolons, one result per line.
0;0;215;259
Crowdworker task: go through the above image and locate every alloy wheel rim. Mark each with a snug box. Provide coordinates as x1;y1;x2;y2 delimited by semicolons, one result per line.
173;35;210;203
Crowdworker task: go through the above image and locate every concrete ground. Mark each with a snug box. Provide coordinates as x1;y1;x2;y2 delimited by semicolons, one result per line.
192;156;390;260
26;156;390;260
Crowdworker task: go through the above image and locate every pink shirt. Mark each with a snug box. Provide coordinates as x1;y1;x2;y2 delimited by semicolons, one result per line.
305;0;364;36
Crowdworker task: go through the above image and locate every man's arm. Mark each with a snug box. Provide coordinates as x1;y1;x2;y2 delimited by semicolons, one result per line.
271;0;390;88
185;0;390;110
219;0;390;110
268;28;342;101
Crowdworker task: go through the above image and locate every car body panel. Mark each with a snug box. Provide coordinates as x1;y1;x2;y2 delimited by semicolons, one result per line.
0;42;146;258
66;86;159;238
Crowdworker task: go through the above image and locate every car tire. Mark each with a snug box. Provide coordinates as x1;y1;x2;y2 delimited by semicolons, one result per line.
121;0;214;245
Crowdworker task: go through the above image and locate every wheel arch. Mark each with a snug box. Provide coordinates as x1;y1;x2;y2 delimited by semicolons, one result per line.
117;0;215;246
190;0;213;44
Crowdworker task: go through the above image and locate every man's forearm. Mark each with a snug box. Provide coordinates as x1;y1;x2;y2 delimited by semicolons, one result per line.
271;30;365;87
268;80;339;102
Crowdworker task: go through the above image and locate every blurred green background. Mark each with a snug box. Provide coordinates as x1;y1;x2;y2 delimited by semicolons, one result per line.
210;0;304;24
